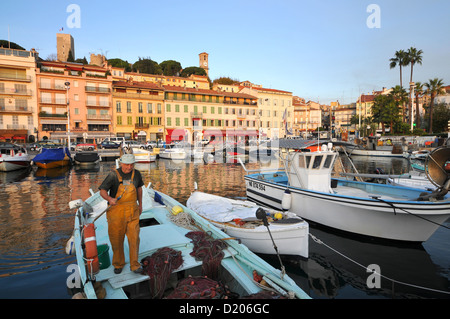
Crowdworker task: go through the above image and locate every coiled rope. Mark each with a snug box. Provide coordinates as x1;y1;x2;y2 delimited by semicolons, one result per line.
309;233;450;296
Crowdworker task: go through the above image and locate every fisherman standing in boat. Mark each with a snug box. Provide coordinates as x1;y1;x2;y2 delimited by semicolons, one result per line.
99;154;144;274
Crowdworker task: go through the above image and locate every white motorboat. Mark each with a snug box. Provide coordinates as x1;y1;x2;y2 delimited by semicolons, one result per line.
159;144;187;160
131;147;156;163
66;184;310;299
187;191;309;258
242;139;450;243
0;142;31;172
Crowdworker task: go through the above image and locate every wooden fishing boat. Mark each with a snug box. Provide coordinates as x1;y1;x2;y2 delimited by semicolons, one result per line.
66;184;310;299
242;140;450;243
32;147;72;169
187;191;309;258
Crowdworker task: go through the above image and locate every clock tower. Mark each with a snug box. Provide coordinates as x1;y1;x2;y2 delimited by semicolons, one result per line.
199;52;209;76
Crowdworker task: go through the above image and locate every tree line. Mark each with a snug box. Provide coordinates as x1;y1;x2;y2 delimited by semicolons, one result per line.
368;48;447;135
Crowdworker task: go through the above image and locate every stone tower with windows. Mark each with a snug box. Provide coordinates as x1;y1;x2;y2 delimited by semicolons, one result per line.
56;33;75;62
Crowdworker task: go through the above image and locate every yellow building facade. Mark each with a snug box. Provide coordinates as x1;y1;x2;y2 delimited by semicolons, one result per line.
164;86;258;143
112;80;165;141
240;85;293;139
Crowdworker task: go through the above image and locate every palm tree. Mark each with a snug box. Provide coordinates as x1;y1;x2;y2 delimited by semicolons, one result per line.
406;47;423;83
424;78;445;133
406;48;423;127
414;82;423;128
389;50;408;88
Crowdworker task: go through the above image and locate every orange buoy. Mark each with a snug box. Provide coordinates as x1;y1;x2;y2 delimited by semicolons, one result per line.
83;223;99;275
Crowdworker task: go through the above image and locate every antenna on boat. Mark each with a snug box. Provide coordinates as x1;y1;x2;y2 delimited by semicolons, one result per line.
255;208;286;278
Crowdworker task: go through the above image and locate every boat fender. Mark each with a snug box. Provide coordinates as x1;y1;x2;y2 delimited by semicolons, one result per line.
171;205;183;215
83;223;100;275
281;189;292;211
274;212;283;220
65;233;75;255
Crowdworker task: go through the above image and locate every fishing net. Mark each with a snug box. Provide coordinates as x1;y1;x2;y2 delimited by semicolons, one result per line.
166;276;236;299
141;247;183;299
185;231;227;280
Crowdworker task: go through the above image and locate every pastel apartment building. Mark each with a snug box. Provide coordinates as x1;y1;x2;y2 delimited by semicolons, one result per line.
0;47;38;142
36;60;112;143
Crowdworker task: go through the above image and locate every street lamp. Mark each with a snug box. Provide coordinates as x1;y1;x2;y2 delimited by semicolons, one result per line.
65;81;70;149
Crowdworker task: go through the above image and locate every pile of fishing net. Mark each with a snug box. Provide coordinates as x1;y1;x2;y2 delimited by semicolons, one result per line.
141;247;183;299
166;275;238;299
185;231;227;279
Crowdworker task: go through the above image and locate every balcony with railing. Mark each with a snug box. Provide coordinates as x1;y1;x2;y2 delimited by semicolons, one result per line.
0;88;33;96
135;123;150;129
114;92;164;100
40;98;66;105
39;83;66;91
85;86;111;93
86;114;111;120
0;72;31;82
39;111;67;118
190;112;203;119
86;99;111;107
0;105;32;113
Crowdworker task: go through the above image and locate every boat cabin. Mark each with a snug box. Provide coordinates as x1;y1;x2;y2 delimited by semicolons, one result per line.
286;143;337;193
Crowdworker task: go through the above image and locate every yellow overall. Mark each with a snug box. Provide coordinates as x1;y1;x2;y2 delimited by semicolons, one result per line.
106;169;140;271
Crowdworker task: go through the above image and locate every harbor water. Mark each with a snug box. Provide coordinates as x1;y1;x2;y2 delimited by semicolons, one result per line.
0;155;449;299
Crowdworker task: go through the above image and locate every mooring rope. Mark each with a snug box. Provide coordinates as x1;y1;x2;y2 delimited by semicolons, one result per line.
371;196;450;230
309;233;450;296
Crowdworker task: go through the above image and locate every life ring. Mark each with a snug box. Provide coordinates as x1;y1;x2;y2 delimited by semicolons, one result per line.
83;223;99;275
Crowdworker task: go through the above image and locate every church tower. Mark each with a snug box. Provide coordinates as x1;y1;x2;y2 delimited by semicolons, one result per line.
199;52;209;76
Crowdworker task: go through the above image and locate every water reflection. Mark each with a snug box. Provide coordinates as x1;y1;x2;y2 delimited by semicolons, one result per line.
0;156;448;299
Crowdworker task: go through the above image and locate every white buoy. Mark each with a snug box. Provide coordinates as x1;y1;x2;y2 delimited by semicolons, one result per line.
65;233;75;255
281;189;292;210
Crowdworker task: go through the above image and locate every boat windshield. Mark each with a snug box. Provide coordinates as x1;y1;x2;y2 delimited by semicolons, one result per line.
323;155;334;168
312;155;323;169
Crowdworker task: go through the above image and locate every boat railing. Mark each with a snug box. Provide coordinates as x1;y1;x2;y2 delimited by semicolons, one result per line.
339;172;406;180
238;158;282;174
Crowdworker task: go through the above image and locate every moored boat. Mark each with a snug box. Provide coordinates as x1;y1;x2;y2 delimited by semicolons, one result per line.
187;190;309;258
242;139;450;242
0;142;31;172
66;184;310;299
74;151;100;167
32;147;72;169
131;147;156;163
159;143;187;160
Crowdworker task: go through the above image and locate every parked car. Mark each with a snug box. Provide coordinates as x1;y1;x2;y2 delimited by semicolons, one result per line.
75;143;96;151
123;140;147;149
99;141;121;149
102;137;125;144
30;140;64;152
146;140;157;149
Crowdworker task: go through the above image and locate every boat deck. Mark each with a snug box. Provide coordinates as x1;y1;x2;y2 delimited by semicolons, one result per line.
90;196;240;296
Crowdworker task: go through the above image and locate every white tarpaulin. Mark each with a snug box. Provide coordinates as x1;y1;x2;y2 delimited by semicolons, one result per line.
187;191;258;223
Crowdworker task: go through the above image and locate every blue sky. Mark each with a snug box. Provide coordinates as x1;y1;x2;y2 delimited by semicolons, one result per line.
1;0;449;104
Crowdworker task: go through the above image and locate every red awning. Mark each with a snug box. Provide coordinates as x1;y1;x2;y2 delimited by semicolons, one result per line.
224;129;258;137
203;130;226;137
166;128;186;143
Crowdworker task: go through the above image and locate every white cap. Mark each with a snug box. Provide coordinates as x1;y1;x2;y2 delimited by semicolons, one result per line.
120;154;135;164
